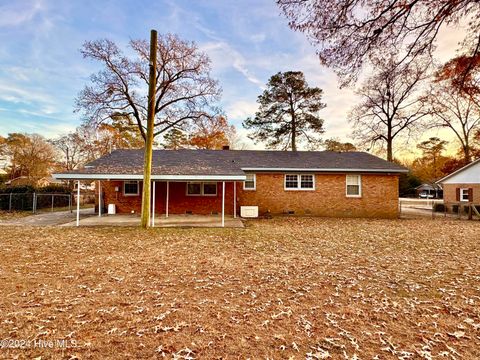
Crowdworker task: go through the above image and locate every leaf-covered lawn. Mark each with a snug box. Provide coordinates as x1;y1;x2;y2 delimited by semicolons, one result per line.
0;218;479;359
0;210;32;221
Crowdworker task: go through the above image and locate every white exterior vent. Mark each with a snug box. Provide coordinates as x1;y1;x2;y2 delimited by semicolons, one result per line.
240;206;258;218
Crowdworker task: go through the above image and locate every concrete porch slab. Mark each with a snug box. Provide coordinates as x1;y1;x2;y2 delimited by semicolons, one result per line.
62;214;244;228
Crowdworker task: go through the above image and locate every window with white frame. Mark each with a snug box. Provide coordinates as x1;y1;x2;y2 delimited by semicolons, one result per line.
202;182;217;196
244;173;256;190
187;182;202;195
284;174;314;190
346;175;361;197
460;188;470;202
124;181;139;196
186;182;217;196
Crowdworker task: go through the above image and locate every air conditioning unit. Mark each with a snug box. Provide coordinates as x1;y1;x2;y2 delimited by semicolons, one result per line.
240;206;258;218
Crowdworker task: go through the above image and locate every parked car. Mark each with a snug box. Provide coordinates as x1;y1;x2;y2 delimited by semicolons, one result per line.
419;192;434;199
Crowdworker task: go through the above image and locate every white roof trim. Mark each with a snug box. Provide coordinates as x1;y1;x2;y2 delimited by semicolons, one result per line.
240;167;407;173
53;173;246;181
436;158;480;184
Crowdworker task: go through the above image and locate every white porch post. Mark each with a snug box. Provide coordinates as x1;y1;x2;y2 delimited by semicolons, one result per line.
222;181;225;227
166;181;169;218
76;180;80;227
152;181;156;227
233;181;237;218
98;180;102;217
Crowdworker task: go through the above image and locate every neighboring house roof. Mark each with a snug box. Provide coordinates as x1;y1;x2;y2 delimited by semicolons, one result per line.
53;149;407;181
5;176;63;186
416;183;442;191
436;158;480;184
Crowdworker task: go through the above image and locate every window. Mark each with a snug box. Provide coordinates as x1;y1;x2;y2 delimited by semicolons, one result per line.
124;181;139;196
187;182;202;195
284;174;315;190
244;174;256;190
202;183;217;196
300;174;314;189
186;182;217;196
346;175;361;197
460;188;470;202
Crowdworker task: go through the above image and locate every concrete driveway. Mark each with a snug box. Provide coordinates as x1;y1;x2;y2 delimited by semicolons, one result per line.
0;208;95;226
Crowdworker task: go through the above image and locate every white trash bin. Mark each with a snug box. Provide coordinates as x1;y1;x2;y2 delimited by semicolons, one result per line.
108;204;116;215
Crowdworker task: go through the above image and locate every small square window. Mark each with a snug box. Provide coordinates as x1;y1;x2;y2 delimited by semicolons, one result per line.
203;183;217;196
300;174;314;189
285;174;298;189
346;175;361;197
244;174;256;190
124;181;139;196
187;182;202;195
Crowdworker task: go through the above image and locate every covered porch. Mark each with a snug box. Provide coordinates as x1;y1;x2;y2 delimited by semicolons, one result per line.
67;174;246;228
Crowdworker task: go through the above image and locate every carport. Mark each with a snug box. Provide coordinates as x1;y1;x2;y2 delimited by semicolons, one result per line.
53;175;245;228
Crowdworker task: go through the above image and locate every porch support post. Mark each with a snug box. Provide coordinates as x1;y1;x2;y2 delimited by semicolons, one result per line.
166;181;169;218
76;180;80;227
233;181;236;218
222;181;225;227
98;180;102;217
152;180;156;227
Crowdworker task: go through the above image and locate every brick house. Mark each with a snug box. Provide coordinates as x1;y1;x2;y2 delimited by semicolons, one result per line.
437;158;480;208
54;149;407;222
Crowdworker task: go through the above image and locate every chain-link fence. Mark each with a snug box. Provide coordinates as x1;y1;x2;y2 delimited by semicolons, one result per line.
0;193;95;213
399;198;480;220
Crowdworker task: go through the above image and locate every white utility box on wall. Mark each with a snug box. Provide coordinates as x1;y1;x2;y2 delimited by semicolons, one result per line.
240;206;258;218
108;204;116;215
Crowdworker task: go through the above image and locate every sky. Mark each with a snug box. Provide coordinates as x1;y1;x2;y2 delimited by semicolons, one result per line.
0;0;468;156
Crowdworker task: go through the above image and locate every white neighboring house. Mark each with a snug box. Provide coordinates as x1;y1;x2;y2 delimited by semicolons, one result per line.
437;158;480;204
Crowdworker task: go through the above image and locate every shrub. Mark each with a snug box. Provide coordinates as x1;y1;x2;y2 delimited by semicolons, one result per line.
433;203;445;212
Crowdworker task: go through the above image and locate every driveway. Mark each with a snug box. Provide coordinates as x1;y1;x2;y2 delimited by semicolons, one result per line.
0;208;95;226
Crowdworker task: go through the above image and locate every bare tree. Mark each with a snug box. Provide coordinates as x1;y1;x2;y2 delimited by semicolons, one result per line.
52;120;145;171
349;57;431;161
427;82;480;163
278;0;480;86
75;34;221;141
51;132;87;171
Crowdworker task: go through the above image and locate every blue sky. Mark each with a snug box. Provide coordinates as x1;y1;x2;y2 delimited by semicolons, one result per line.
0;0;465;153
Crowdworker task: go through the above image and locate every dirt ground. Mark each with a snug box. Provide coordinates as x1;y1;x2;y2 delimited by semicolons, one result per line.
0;217;479;359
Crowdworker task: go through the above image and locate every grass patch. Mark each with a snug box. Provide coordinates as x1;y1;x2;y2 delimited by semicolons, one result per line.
0;217;479;358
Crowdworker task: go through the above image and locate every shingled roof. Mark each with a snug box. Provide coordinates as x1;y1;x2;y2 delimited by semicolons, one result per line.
53;149;407;180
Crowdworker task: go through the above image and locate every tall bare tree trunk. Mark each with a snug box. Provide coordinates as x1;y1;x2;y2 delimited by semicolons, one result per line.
141;29;157;228
386;119;393;162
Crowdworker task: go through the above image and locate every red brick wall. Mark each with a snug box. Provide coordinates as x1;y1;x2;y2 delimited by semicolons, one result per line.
96;173;399;218
97;181;235;215
236;173;399;219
